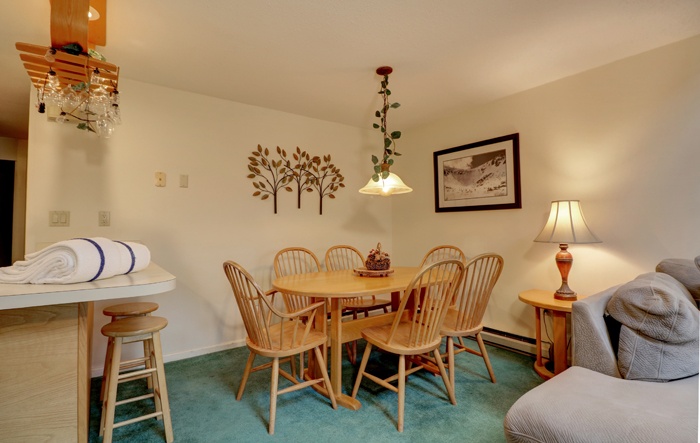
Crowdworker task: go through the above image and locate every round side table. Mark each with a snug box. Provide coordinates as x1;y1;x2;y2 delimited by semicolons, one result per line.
518;289;587;379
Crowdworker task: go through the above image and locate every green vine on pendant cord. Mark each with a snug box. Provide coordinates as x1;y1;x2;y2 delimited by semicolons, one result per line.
371;74;401;181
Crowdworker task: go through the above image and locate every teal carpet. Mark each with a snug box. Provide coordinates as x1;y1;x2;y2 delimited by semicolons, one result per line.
89;340;542;442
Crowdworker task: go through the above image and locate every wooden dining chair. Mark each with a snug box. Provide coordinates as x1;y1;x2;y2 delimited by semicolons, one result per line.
420;245;467;267
273;247;323;377
274;247;322;312
440;253;504;387
351;259;465;432
223;260;337;435
324;245;392;363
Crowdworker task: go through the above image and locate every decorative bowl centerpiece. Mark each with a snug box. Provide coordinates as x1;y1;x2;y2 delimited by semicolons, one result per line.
365;243;390;270
354;243;393;277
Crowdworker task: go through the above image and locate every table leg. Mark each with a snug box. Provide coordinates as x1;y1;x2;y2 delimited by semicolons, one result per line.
390;290;401;311
552;311;568;374
329;298;361;410
535;307;542;368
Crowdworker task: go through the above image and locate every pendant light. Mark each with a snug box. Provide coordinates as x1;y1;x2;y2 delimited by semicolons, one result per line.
359;66;412;196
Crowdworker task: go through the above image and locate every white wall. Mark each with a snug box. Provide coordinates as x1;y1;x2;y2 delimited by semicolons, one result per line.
393;35;700;338
24;36;700;374
25;79;394;374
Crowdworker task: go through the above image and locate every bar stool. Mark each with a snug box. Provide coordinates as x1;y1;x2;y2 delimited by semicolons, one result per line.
101;302;160;401
100;316;174;443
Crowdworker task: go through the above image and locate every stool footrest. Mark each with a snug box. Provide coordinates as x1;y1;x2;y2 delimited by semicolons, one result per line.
119;356;150;370
113;411;163;429
118;367;156;383
115;392;155;407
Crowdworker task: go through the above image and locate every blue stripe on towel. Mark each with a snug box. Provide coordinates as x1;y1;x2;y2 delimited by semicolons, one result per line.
76;238;105;282
114;240;136;274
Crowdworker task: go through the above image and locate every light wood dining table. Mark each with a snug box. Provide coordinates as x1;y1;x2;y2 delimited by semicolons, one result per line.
272;266;420;410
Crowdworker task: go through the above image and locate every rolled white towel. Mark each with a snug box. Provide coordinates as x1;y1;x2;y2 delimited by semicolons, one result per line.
113;241;151;275
0;238;151;284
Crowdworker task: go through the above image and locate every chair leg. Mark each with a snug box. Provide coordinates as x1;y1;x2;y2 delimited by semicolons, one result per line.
345;341;357;365
237;351;256;400
433;348;456;405
397;354;406;432
476;332;497;383
269;357;279;435
313;346;337;409
351;343;373;398
289;351;297;379
299;352;305;380
447;336;455;391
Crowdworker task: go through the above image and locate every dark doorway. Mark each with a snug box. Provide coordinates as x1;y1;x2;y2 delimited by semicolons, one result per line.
0;160;15;266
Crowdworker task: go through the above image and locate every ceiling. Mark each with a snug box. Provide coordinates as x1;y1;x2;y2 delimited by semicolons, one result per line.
1;0;700;140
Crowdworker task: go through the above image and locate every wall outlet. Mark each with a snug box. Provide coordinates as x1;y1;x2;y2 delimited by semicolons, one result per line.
49;211;70;227
98;211;110;227
179;174;189;188
155;172;166;187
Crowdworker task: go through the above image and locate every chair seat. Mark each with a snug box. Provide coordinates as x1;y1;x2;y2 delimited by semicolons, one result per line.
440;309;483;335
362;321;443;355
248;320;328;358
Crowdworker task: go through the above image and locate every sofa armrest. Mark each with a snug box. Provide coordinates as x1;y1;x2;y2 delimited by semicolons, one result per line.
572;286;622;378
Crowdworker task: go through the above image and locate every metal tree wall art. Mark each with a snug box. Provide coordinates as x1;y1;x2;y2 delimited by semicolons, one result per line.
287;147;315;209
247;145;293;214
308;155;345;215
246;145;344;214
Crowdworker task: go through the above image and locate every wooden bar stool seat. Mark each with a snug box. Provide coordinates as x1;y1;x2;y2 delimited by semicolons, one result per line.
101;302;160;401
100;316;173;443
103;302;159;319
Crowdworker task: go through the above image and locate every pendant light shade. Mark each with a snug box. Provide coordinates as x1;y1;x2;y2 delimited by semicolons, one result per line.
359;172;413;196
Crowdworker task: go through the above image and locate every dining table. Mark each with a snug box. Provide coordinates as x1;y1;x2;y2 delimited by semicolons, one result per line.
272;266;420;410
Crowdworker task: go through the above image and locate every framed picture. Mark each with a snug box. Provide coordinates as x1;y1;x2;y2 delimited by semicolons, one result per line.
433;133;521;212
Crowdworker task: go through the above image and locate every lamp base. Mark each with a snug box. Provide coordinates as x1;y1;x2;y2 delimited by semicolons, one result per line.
554;285;577;301
554;244;577;301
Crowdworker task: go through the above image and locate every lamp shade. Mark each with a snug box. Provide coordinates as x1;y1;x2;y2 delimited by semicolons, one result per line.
358;172;413;196
534;200;600;244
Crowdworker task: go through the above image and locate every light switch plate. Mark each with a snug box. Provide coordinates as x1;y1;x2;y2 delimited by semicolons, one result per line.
49;211;70;227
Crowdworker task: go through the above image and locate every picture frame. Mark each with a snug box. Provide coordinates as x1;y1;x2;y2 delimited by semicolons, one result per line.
433;133;521;212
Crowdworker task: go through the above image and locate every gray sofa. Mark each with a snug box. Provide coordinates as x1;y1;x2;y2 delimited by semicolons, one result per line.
503;260;699;443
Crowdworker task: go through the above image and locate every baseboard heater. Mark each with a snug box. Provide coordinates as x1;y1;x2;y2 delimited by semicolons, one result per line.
478;327;542;356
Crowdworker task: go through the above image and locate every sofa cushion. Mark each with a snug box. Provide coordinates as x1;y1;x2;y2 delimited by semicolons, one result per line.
607;272;699;381
656;257;700;303
503;366;698;443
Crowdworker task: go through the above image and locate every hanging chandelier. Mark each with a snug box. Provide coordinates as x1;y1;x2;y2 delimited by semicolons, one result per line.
359;66;412;196
15;0;121;138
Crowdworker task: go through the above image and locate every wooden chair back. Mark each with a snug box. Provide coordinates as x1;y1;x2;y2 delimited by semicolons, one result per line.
224;260;320;353
420;245;467;267
273;247;322;313
324;245;364;271
387;259;464;349
450;253;504;332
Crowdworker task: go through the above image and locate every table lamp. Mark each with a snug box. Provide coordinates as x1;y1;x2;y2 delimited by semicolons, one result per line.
534;200;601;301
